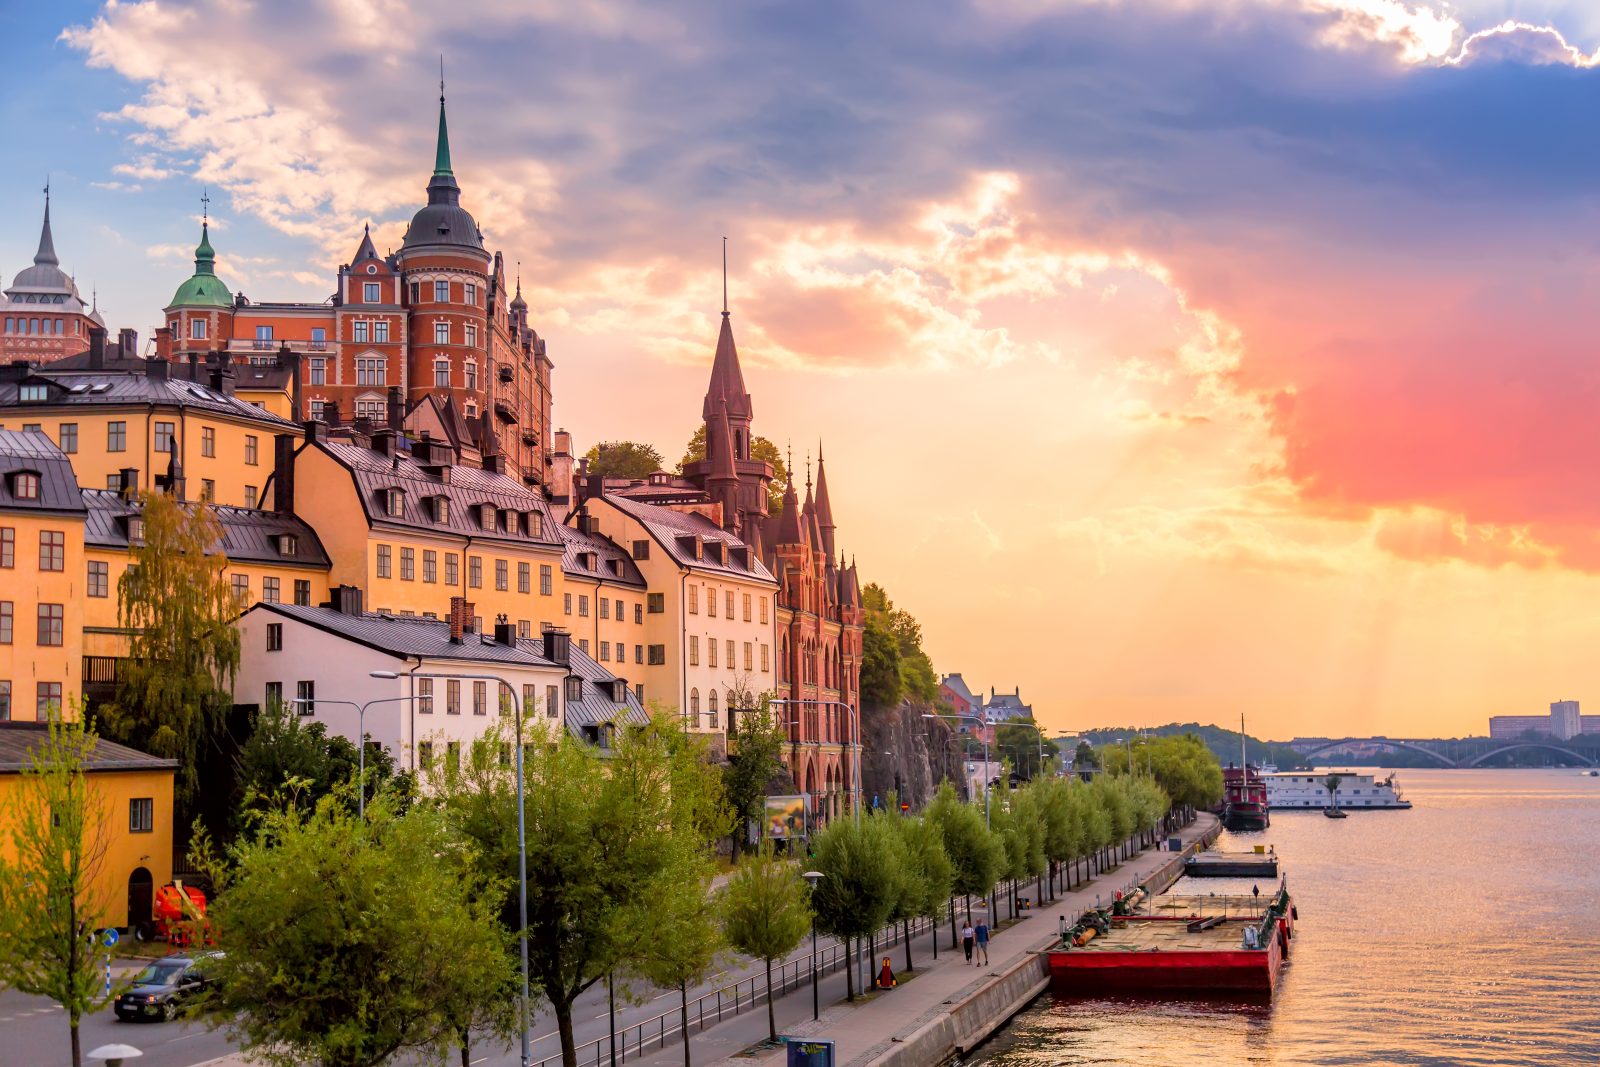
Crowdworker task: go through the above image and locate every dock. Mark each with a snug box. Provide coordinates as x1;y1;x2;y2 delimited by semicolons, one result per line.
1184;849;1280;878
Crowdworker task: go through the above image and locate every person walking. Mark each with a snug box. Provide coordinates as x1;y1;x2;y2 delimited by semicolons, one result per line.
961;921;975;965
974;917;991;965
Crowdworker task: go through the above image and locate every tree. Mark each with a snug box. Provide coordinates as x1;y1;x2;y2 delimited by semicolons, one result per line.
679;426;790;513
1325;773;1344;811
888;811;953;972
631;852;724;1067
860;607;904;709
1073;740;1099;770
810;814;907;1001
104;489;240;801
0;713;117;1067
584;440;667;481
200;793;513;1067
923;782;1003;936
723;697;788;862
719;849;811;1043
995;722;1058;780
861;584;938;706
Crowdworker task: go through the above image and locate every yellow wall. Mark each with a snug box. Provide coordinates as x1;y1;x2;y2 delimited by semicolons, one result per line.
0;764;175;929
0;509;85;720
235;385;295;421
0;406;284;510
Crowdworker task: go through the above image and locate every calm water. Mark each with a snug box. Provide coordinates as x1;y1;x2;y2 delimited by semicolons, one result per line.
964;769;1600;1067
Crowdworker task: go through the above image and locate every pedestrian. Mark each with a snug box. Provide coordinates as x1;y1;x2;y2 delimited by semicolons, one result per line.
974;917;990;965
961;921;975;964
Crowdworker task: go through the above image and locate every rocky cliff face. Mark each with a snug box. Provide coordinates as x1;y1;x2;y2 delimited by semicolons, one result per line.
860;700;967;810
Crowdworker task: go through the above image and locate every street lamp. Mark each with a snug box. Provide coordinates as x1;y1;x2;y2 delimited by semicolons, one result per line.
924;712;989;828
802;870;824;1020
291;669;414;818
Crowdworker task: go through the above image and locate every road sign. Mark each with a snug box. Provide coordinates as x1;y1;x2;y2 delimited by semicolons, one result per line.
101;928;119;947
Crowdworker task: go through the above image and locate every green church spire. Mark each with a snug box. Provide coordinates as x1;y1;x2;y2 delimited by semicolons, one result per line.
434;64;452;177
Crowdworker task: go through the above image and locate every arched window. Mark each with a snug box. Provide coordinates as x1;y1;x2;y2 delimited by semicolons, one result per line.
707;690;718;729
689;688;700;728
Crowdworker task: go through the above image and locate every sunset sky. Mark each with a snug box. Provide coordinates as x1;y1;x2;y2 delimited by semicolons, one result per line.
7;0;1600;740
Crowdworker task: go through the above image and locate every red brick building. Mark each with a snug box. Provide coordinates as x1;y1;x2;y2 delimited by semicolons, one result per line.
1;190;104;365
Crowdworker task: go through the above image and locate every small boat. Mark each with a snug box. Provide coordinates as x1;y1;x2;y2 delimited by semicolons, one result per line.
1322;807;1347;819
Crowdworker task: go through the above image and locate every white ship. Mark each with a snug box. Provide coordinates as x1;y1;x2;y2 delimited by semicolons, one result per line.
1263;771;1412;810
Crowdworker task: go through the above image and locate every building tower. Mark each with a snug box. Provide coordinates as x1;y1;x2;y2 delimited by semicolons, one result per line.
164;199;235;361
2;186;102;363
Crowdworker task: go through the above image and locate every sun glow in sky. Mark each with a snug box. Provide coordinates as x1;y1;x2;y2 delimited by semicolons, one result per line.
8;0;1600;740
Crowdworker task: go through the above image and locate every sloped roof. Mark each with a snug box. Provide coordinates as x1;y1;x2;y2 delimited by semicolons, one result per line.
0;722;179;774
941;673;979;706
80;489;330;568
557;519;646;588
245;603;562;666
1;370;294;427
702;313;752;421
539;641;652;732
0;430;84;514
601;494;775;583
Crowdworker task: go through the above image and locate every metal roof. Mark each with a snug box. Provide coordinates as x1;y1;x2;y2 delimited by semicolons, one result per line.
81;489;330;567
0;429;86;514
246;602;561;666
601;494;775;583
0;723;179;774
557;520;646;588
515;635;651;733
0;370;295;427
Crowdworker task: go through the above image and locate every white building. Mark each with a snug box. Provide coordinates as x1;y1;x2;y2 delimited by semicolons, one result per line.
235;592;649;771
1488;700;1598;741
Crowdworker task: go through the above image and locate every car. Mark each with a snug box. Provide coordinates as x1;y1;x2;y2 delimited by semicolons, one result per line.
112;952;221;1022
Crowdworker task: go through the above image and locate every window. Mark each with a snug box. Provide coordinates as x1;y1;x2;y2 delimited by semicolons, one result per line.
496;558;508;591
245;486;258;508
578;595;590;618
58;424;77;454
688;585;698;614
423;550;438;583
469;555;483;589
518;562;530;593
401;548;415;581
599;598;610;621
518;620;530;638
36;682;62;721
154;421;175;453
726;640;735;669
19;383;46;403
708;589;717;618
433;498;451;524
36;604;63;647
546;684;559;719
410;281;421;303
374;320;389;343
267;623;283;651
0;681;9;721
761;644;769;672
190;318;207;340
418;741;433;769
376;544;392;578
435;280;450;302
708;639;717;668
690;688;700;726
39;530;64;571
539;564;552;595
357;357;385;386
708;690;718;729
465;362;477;390
232;573;250;604
473;681;487;716
743;594;752;622
385;488;404;518
578;639;589;654
356;397;384;420
294;579;311;606
201;427;216;457
256;325;274;342
12;472;40;501
760;598;768;625
565;676;584;703
353;321;369;343
446;553;460;586
0;528;12;568
599;641;610;662
447;679;461;715
689;635;699;666
418;678;434;714
465;323;478;347
201;478;215;502
0;601;11;643
635;644;644;665
726;591;735;618
564;592;573;615
435;321;450;344
434;358;450;387
647;593;664;614
310;357;326;385
465;282;477;305
744;642;754;671
245;435;259;465
257;575;277;603
126;793;155;835
365;282;381;302
635;604;643;624
632;539;650;560
296;680;315;715
108;421;126;452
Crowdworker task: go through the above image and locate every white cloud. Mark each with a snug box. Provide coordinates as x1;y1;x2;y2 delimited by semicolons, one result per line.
1447;21;1600;67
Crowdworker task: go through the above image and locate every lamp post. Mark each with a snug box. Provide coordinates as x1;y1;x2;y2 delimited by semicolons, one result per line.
802;870;823;1020
924;712;990;828
290;669;416;818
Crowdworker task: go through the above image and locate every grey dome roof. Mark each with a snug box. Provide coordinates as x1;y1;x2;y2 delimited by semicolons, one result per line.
9;196;76;294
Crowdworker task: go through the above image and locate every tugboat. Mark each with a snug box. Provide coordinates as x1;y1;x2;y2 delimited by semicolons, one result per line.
1222;715;1270;832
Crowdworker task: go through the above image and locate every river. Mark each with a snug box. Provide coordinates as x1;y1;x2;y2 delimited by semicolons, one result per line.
962;768;1600;1066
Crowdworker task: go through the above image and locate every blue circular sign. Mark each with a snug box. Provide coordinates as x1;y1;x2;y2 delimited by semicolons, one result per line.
101;928;119;947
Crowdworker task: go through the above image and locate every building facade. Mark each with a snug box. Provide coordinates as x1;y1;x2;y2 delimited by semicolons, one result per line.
1;191;104;365
1489;700;1600;740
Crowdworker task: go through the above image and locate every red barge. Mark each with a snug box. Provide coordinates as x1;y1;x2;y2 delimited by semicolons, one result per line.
1047;886;1296;997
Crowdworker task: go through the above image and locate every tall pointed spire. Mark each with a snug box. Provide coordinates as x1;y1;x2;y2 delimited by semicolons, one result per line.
775;465;803;545
702;243;752;424
34;180;59;268
814;440;836;558
434;59;454;177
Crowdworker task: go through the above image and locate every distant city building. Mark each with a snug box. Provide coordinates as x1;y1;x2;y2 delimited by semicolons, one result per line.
984;686;1033;723
1;190;105;364
1489;700;1598;741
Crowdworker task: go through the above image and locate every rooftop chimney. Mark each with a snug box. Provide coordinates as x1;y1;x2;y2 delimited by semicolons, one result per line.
88;327;107;371
542;628;571;667
144;358;170;382
493;613;517;647
387;385;404;431
119;328;138;361
372;428;396;457
483;453;506;475
303;419;328;444
329;584;364;616
273;435;296;514
448;596;475;643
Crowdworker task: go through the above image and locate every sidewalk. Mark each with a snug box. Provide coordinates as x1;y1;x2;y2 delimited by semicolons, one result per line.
624;814;1220;1067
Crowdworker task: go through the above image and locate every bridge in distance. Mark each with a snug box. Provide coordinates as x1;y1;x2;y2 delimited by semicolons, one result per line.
1289;736;1600;768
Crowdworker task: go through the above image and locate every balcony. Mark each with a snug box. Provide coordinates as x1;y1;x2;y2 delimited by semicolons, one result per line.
521;429;538;446
498;365;515;383
251;339;275;351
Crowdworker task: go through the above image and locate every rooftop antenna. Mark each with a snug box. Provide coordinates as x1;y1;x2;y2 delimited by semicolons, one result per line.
721;236;728;315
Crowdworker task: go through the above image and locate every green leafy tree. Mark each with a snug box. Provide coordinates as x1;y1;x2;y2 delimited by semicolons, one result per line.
862;584;938;705
719;848;812;1042
860;607;905;709
0;713;117;1067
199;792;512;1067
810;814;907;1001
1073;740;1099;769
631;853;724;1067
104;489;241;801
995;722;1058;780
723;695;787;863
888;811;953;971
584;440;667;481
679;426;789;512
1325;772;1344;811
923;782;1004;935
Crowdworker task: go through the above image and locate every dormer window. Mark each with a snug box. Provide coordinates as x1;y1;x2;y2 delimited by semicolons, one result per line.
127;517;145;542
277;533;298;556
527;512;543;537
479;503;496;528
19;384;46;403
581;551;597;572
12;471;40;500
565;676;584;703
611;680;627;702
432;496;450;524
384;488;405;518
504;511;519;535
693;540;704;561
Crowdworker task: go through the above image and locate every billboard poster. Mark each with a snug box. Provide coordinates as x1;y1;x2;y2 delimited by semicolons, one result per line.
765;794;808;839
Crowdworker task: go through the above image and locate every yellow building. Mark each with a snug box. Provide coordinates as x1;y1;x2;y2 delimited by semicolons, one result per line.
0;722;177;930
557;516;649;700
268;424;576;636
0;429;85;721
0;349;297;511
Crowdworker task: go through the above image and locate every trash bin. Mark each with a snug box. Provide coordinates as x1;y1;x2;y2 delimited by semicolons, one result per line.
1167;837;1181;852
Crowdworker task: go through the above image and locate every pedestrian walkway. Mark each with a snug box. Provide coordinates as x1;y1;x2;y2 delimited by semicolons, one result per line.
623;814;1220;1067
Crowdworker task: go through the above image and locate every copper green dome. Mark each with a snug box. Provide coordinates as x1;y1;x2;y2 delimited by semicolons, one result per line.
168;221;233;309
